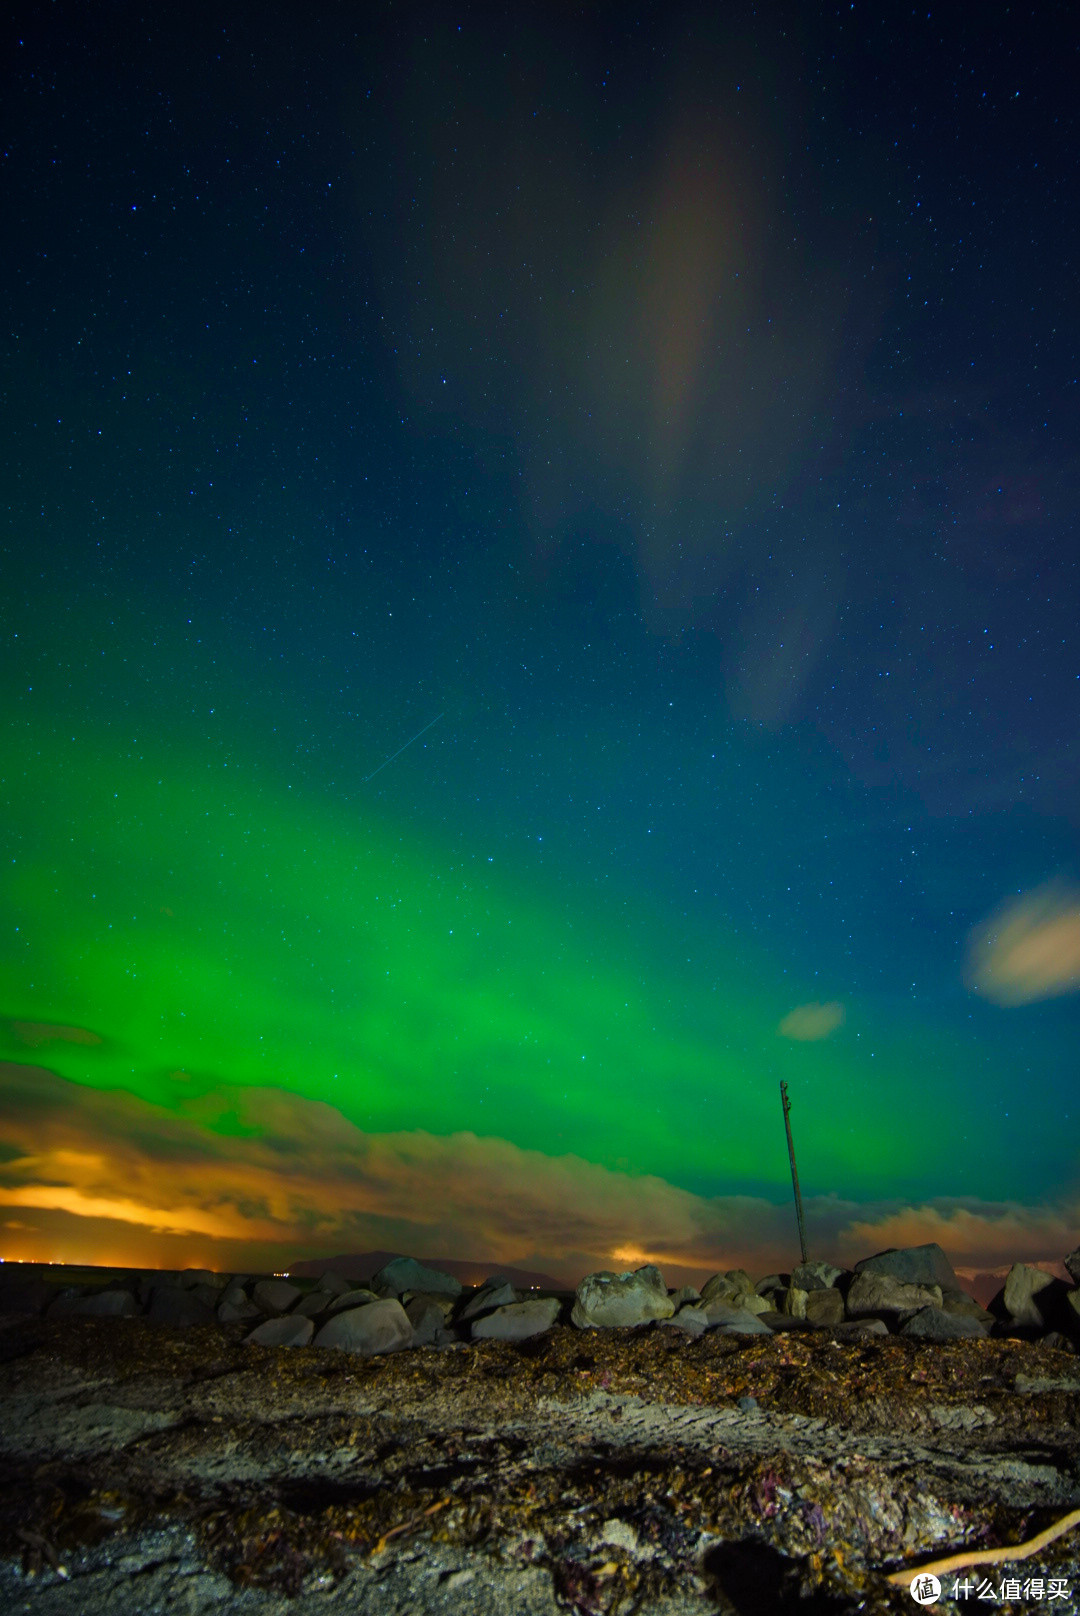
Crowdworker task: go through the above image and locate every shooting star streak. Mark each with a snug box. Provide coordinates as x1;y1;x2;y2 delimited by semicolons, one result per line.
363;713;445;783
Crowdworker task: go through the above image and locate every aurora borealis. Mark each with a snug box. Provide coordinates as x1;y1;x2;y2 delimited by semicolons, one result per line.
2;3;1078;1283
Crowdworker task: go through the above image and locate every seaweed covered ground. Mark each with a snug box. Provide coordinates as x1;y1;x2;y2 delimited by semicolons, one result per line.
1;1311;1079;1615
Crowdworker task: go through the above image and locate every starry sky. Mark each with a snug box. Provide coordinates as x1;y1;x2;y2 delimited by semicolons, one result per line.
2;2;1078;1285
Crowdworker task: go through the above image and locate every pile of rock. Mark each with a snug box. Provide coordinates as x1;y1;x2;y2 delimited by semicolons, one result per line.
3;1243;1078;1359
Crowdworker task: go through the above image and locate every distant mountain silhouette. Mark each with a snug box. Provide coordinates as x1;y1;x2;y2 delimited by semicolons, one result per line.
954;1263;1068;1307
287;1250;573;1291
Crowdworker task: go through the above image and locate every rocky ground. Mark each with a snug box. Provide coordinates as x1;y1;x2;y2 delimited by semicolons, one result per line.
2;1268;1080;1616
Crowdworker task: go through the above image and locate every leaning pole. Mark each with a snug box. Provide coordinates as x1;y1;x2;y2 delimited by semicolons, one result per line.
779;1080;808;1265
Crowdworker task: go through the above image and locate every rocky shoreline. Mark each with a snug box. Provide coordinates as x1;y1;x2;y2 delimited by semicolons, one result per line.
1;1241;1079;1615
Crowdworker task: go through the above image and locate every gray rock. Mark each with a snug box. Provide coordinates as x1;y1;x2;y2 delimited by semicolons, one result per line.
370;1257;463;1299
571;1267;674;1329
724;1268;754;1295
405;1290;456;1318
291;1291;334;1318
219;1281;250;1308
471;1297;561;1341
737;1396;760;1411
667;1285;701;1308
46;1286;88;1315
190;1283;223;1311
940;1290;995;1327
715;1311;773;1336
734;1290;771;1316
405;1297;455;1347
660;1306;709;1336
853;1243;957;1290
217;1298;262;1323
755;1274;787;1297
316;1270;353;1297
1000;1263;1055;1328
71;1288;140;1318
0;1275;51;1315
1065;1248;1080;1286
828;1317;889;1339
313;1298;414;1355
49;1288;139;1318
1067;1289;1080;1330
803;1288;845;1327
700;1270;755;1305
846;1271;943;1317
147;1286;217;1327
776;1286;808;1319
245;1315;314;1347
179;1268;225;1290
702;1299;773;1334
325;1287;380;1315
900;1306;988;1341
252;1279;302;1315
458;1281;520;1322
792;1261;843;1291
139;1272;177;1307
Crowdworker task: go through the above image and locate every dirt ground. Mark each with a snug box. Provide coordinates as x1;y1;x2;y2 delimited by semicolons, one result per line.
1;1312;1079;1615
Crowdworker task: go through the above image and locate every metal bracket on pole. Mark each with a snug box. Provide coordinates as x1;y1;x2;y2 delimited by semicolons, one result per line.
780;1080;808;1266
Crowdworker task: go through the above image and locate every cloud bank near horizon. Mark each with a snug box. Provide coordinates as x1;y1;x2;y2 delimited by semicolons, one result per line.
1;1062;1074;1282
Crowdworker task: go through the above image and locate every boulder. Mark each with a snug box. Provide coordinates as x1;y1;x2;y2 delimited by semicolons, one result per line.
715;1311;773;1337
245;1315;314;1347
723;1268;755;1295
370;1258;462;1299
701;1299;773;1335
458;1281;520;1322
1067;1289;1080;1331
325;1287;380;1316
853;1244;957;1290
1065;1248;1080;1286
217;1298;262;1323
179;1269;225;1290
661;1306;709;1336
140;1271;178;1306
0;1275;51;1315
572;1266;674;1329
846;1271;943;1318
900;1306;988;1341
471;1298;561;1342
405;1297;455;1347
755;1274;787;1297
405;1290;456;1318
827;1317;889;1339
291;1291;334;1318
252;1279;302;1316
803;1287;845;1328
316;1270;353;1297
792;1261;843;1291
69;1289;140;1318
940;1290;995;1327
219;1281;250;1308
700;1270;755;1306
313;1299;414;1355
999;1264;1055;1329
776;1287;808;1319
190;1283;223;1311
668;1286;701;1308
147;1286;217;1327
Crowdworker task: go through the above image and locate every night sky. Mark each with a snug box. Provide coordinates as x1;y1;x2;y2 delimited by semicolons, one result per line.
2;2;1078;1284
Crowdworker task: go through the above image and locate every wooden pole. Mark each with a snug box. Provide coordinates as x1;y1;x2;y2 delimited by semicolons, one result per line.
779;1080;808;1265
